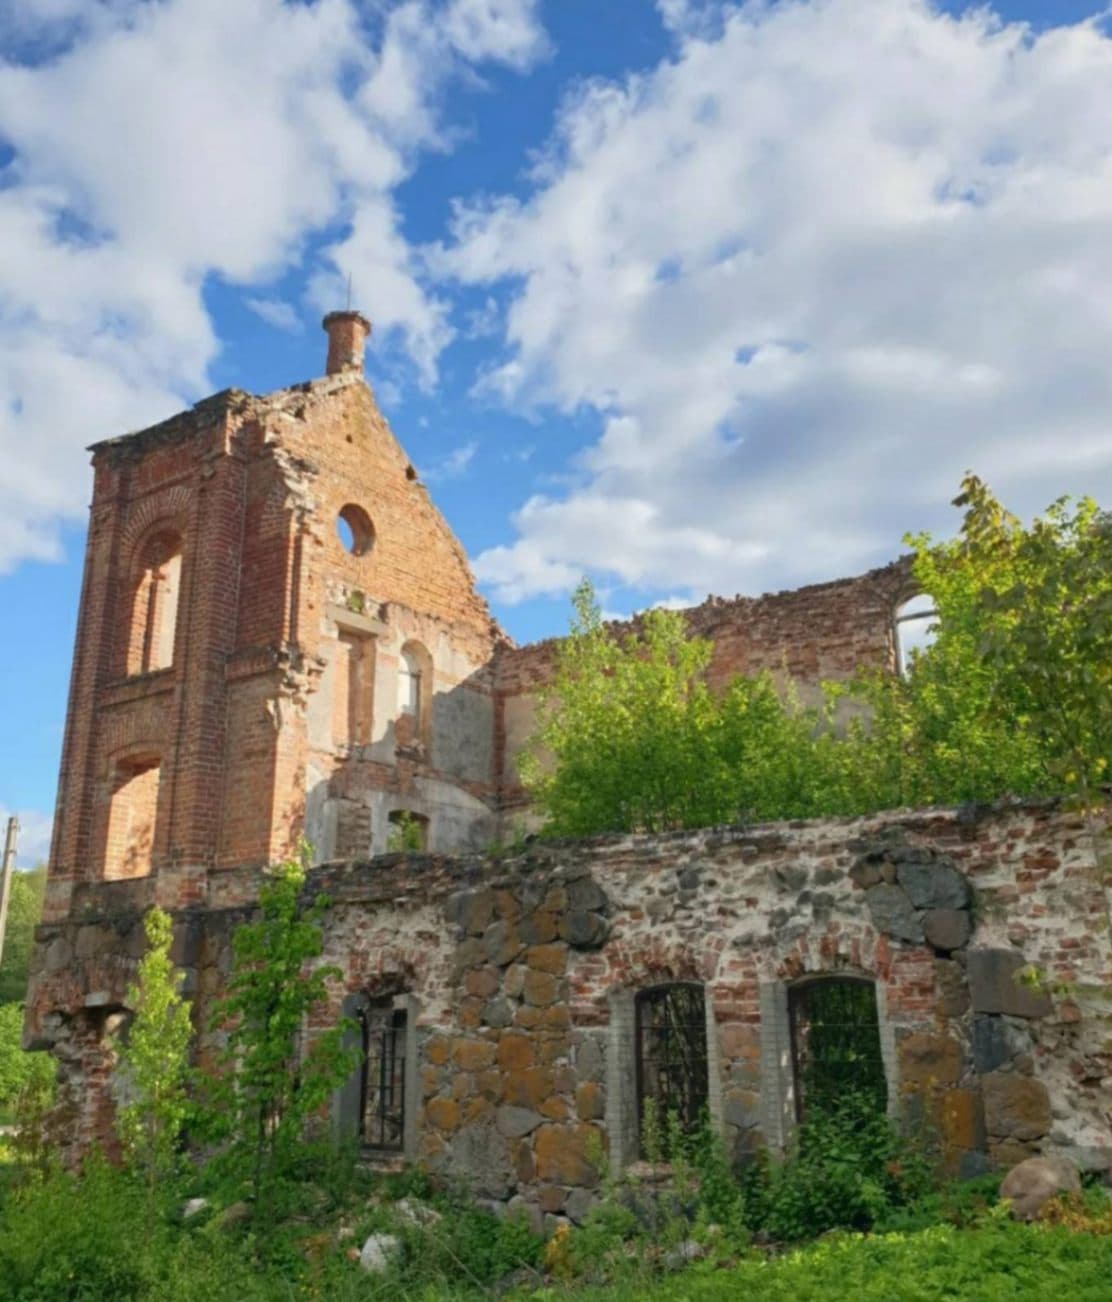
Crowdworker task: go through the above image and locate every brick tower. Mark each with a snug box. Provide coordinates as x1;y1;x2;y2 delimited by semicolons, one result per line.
43;311;506;928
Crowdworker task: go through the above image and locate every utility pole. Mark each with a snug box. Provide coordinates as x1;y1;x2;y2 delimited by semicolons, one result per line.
0;816;17;968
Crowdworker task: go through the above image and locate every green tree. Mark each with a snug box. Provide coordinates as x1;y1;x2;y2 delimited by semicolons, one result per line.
0;1001;54;1117
849;475;1111;817
0;865;46;1005
524;479;1111;838
951;475;1112;815
205;847;355;1212
116;907;193;1193
522;581;836;835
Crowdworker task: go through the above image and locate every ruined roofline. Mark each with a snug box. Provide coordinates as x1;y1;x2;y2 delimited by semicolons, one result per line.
86;369;366;460
498;554;916;664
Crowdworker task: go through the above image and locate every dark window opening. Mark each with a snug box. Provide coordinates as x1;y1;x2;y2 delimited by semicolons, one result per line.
359;1002;406;1151
788;976;886;1120
635;983;708;1152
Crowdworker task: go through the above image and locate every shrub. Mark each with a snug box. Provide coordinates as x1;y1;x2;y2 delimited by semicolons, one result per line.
200;848;356;1213
0;1157;159;1300
0;1002;52;1117
744;1093;934;1242
116;907;193;1192
567;1220;1112;1301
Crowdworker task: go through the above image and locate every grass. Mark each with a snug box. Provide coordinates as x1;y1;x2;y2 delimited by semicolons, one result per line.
530;1220;1112;1302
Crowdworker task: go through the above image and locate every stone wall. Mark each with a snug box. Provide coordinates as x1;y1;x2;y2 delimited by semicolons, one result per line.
26;800;1111;1213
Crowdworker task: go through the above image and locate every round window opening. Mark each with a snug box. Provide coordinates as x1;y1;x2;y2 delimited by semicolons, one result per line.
336;504;375;557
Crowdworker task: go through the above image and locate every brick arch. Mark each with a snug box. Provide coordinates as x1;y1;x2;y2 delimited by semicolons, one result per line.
118;485;193;553
604;935;721;989
104;737;165;770
778;933;881;983
344;932;428;996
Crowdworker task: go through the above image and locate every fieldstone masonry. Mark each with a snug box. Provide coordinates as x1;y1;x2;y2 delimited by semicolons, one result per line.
25;800;1112;1217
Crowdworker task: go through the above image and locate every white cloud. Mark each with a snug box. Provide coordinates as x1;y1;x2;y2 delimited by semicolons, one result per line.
0;0;546;570
443;0;1112;604
245;297;303;333
423;439;479;479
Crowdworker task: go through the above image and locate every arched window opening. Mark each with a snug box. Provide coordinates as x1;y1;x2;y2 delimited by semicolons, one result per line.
128;530;182;675
788;976;886;1121
397;645;424;720
359;999;407;1151
895;593;938;677
635;983;708;1153
387;809;428;852
105;753;161;880
396;641;433;756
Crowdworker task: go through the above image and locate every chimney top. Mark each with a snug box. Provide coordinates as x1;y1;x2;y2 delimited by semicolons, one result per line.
322;310;372;376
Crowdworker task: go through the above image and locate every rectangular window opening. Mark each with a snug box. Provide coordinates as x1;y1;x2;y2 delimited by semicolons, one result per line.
635;983;709;1155
788;977;887;1121
360;1003;407;1152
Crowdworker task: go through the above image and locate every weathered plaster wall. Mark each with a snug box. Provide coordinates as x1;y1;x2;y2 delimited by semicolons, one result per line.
26;801;1111;1218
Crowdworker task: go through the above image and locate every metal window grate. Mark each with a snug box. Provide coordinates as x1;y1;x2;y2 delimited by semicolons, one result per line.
360;1004;406;1151
635;983;708;1149
788;977;886;1120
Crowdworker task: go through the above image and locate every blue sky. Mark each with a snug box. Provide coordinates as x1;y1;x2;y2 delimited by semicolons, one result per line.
2;0;1112;862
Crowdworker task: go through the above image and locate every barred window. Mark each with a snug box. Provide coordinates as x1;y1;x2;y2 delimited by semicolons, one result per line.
359;1001;407;1151
635;983;708;1152
788;976;886;1120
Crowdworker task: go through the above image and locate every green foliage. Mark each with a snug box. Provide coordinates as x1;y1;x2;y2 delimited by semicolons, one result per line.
875;1171;1002;1234
525;479;1112;836
117;907;193;1192
950;475;1112;801
0;865;46;1005
0;1001;52;1116
556;1100;932;1289
743;1093;933;1241
413;1204;543;1286
523;581;836;836
387;811;426;852
202;846;356;1213
844;474;1111;811
0;1001;55;1187
0;1157;274;1302
552;1220;1112;1301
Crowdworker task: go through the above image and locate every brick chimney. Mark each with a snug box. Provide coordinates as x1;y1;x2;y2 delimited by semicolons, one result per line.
322;310;371;376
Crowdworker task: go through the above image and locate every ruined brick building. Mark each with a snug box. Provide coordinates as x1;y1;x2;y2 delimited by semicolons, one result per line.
26;315;1110;1221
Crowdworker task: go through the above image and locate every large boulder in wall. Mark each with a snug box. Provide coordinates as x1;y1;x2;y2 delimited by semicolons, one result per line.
999;1155;1081;1221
